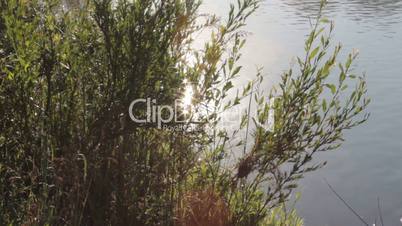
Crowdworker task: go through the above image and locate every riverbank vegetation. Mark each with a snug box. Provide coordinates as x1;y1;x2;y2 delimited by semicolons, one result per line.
0;0;369;225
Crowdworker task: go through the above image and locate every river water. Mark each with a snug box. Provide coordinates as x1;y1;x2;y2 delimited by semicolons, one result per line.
204;0;402;225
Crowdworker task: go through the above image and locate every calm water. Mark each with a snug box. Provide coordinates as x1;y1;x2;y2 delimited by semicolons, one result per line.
204;0;402;225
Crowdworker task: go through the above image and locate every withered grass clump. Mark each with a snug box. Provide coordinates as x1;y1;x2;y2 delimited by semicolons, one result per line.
175;188;231;226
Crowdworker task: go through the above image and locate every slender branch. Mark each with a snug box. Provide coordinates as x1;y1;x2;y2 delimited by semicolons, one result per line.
377;197;385;226
324;178;369;226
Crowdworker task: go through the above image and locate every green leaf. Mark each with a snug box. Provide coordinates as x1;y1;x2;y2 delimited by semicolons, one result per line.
320;17;330;23
346;54;353;69
326;84;337;94
322;99;327;111
228;58;234;70
223;81;233;92
309;47;320;61
340;72;346;82
232;66;242;76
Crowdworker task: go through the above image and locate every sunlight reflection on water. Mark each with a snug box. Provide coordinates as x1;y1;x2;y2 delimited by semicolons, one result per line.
203;0;402;225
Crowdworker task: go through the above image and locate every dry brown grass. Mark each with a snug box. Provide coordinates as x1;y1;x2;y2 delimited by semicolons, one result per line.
175;188;232;226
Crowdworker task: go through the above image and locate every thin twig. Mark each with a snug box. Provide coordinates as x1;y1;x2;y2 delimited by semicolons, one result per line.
377;197;385;226
243;83;254;155
324;178;369;226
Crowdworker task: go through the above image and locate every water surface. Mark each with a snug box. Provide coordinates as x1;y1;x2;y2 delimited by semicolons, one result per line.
204;0;402;225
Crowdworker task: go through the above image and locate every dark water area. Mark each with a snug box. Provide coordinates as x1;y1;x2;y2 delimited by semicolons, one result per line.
204;0;402;225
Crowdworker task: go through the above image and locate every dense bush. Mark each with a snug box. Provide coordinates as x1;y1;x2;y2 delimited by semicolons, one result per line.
0;0;369;225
